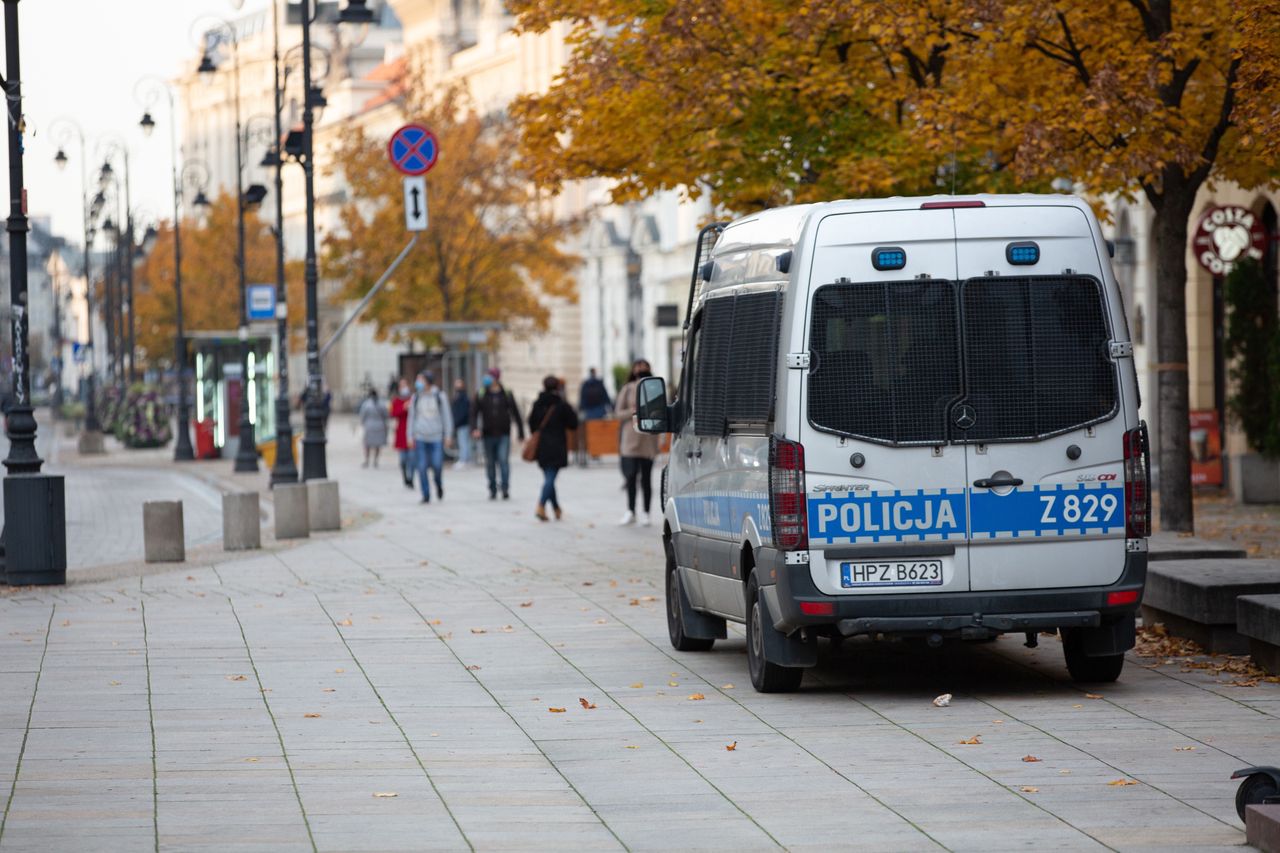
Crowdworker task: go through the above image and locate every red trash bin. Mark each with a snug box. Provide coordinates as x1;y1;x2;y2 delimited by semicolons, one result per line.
195;418;219;459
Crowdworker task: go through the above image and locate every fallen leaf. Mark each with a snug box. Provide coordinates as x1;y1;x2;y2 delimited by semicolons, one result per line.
501;625;514;633
721;684;735;690
471;628;487;634
688;693;706;701
109;680;121;686
443;529;452;535
958;735;982;745
1020;786;1039;793
1174;746;1196;751
668;681;679;687
335;668;345;673
428;619;442;625
226;675;248;682
594;619;608;625
186;576;195;581
582;581;594;587
519;602;533;608
244;757;259;763
609;580;619;587
579;698;597;710
337;619;353;627
640;595;657;602
1072;704;1083;709
933;693;952;707
1060;770;1071;775
372;792;398;798
61;619;70;627
630;682;644;689
1085;693;1103;700
548;707;567;713
466;665;481;671
725;742;738;751
992;719;1005;724
304;713;321;718
629;599;640;606
625;745;638;750
419;560;429;566
1227;679;1259;687
323;688;335;693
1107;779;1138;786
1022;755;1042;763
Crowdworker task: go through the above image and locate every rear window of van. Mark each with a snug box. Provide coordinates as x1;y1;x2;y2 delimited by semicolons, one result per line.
808;276;1117;445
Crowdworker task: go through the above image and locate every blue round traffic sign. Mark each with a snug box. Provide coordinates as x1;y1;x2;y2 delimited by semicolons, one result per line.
387;124;438;176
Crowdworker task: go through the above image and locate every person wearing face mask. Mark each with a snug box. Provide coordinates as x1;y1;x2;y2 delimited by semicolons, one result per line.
389;378;414;488
615;359;662;526
450;378;472;469
471;367;525;500
409;371;454;503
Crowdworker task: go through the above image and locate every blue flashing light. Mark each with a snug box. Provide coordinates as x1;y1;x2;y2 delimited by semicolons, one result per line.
1007;242;1040;265
872;247;907;271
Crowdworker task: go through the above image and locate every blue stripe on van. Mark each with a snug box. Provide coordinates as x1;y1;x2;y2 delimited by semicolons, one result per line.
808;489;967;545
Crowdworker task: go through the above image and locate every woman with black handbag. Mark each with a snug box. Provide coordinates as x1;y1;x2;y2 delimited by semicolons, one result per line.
526;375;579;521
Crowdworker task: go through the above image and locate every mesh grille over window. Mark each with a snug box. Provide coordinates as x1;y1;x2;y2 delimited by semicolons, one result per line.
959;276;1116;442
808;280;962;445
694;291;783;436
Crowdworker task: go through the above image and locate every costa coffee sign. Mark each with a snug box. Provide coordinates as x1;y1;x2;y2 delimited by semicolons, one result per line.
1193;205;1266;275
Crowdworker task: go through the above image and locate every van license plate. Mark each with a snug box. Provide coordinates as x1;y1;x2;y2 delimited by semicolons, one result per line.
841;560;944;588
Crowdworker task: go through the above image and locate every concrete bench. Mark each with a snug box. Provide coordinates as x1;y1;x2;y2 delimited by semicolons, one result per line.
1147;531;1247;562
143;501;184;563
1238;594;1280;675
1248;804;1280;853
1141;559;1280;654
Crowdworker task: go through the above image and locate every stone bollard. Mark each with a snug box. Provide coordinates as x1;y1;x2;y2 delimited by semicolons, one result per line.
274;483;310;540
77;431;105;455
143;501;185;563
306;479;341;532
222;492;262;551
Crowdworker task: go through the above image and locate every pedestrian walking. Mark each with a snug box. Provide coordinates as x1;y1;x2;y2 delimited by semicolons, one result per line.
615;359;662;526
389;378;413;488
471;367;525;500
450;378;472;468
528;375;579;521
578;367;612;420
357;388;389;468
409;371;453;504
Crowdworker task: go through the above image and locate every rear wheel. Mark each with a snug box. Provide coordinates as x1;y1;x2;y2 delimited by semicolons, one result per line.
746;576;804;693
1236;772;1280;822
1063;630;1125;682
667;547;714;652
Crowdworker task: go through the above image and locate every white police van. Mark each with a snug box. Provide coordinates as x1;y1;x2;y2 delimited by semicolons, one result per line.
635;195;1149;692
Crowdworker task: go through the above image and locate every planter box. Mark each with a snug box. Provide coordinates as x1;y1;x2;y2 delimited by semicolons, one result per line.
1229;453;1280;504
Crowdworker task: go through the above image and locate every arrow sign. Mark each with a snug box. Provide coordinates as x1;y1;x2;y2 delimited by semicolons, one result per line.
403;175;427;231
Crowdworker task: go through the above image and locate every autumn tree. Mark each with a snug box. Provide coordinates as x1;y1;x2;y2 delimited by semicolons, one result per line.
321;78;578;346
510;0;1280;532
132;193;280;368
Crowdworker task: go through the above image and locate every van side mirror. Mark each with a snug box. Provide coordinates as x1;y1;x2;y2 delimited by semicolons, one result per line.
636;376;670;433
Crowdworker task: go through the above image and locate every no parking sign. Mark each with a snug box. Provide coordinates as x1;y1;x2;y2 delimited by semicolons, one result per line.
387;124;438;176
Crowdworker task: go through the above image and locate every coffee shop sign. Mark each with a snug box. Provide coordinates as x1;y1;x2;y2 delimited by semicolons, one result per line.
1192;205;1266;276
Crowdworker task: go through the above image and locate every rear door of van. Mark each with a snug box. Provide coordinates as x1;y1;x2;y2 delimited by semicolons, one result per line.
953;204;1128;591
801;209;971;596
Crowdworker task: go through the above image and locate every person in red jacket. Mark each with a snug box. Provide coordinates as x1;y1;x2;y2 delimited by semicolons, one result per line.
389;377;413;488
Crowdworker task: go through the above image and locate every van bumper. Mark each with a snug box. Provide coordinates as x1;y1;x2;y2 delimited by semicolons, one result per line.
763;547;1146;638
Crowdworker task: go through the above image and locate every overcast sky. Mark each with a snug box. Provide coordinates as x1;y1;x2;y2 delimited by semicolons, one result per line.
4;0;272;245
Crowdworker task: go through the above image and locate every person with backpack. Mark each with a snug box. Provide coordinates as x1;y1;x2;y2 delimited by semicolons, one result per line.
409;371;453;504
577;368;612;420
471;367;525;500
528;375;579;521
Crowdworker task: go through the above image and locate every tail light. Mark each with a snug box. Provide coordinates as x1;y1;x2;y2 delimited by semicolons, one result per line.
769;435;807;550
1123;422;1150;538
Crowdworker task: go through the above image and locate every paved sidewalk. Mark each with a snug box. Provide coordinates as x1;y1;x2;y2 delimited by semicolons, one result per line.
2;428;1276;852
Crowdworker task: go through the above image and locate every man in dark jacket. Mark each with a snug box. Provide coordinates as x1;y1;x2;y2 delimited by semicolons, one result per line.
450;379;472;468
577;368;612;420
471;368;525;499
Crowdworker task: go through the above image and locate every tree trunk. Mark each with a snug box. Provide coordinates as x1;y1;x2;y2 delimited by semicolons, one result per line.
1151;188;1197;533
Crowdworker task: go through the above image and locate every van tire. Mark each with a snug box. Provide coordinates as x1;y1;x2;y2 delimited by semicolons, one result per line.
666;549;715;652
746;576;804;693
1062;631;1126;683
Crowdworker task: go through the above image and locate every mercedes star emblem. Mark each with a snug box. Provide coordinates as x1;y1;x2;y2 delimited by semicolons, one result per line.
954;404;977;430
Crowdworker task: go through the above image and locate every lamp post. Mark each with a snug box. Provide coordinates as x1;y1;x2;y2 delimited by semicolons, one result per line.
50;120;104;444
267;0;297;486
97;148;135;385
138;78;197;461
295;0;370;480
198;19;259;473
2;0;66;585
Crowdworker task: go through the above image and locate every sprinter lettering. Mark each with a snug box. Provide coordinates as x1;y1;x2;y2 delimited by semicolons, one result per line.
809;491;965;542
